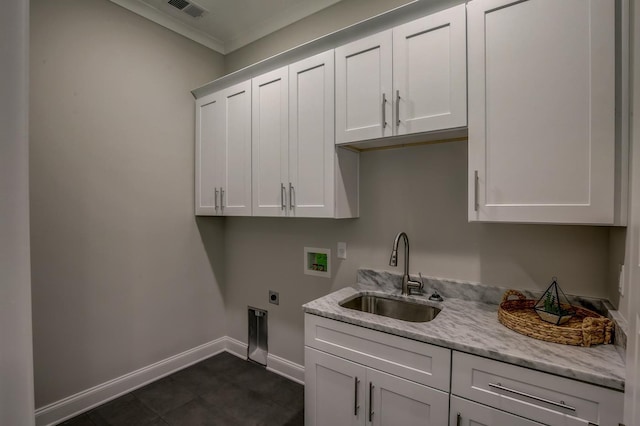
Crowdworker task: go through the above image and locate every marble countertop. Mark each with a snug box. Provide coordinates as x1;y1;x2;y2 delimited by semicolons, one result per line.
303;284;626;391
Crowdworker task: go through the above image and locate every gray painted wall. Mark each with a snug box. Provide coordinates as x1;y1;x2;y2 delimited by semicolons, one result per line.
0;0;35;423
30;0;226;407
224;142;611;366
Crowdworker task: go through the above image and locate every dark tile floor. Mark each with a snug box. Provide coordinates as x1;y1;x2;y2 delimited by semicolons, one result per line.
58;352;304;426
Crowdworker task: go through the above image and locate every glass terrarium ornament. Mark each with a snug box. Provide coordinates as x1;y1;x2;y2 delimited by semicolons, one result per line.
534;277;575;325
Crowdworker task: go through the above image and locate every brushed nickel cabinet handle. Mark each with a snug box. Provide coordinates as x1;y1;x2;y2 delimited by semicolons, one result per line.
354;377;360;416
214;188;219;211
281;183;286;210
220;187;224;212
474;170;479;212
488;382;576;412
289;183;295;210
368;382;374;422
396;90;401;127
382;93;388;129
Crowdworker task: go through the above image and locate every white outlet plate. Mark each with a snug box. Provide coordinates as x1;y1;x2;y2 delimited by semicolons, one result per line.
337;242;347;259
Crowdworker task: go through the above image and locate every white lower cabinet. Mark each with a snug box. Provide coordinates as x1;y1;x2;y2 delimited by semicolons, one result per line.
368;368;449;426
305;347;449;426
304;314;624;426
451;352;624;426
305;347;366;426
450;396;544;426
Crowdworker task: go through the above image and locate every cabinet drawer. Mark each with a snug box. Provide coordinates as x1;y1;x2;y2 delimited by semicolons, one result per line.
451;352;623;426
305;314;451;392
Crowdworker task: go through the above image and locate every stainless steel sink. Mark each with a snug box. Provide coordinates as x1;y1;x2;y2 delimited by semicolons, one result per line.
339;294;441;323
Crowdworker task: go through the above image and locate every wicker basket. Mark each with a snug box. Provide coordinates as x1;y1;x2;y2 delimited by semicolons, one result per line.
497;290;613;347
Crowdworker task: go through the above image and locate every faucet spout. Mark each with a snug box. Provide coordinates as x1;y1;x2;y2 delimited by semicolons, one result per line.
389;232;421;296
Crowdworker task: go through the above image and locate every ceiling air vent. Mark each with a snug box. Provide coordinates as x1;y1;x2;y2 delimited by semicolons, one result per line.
167;0;189;10
167;0;207;18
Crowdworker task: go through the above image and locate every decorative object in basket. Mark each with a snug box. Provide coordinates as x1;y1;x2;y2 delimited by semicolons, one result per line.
533;277;575;325
498;289;613;347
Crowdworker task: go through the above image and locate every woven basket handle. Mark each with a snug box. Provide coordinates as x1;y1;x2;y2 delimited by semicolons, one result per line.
582;317;614;347
501;290;526;304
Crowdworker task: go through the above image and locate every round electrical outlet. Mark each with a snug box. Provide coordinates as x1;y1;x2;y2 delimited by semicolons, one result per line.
269;290;279;305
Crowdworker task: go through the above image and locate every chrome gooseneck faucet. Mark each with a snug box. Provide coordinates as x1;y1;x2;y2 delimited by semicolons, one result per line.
389;232;423;296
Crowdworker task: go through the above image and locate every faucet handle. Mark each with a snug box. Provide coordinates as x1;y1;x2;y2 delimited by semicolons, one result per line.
406;273;424;296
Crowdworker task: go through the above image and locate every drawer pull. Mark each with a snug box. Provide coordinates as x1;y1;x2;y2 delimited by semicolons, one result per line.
488;382;576;412
456;412;461;426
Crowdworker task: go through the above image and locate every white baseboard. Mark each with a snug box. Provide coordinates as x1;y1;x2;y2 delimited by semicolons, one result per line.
267;353;305;385
34;338;226;426
223;337;304;384
34;337;304;426
224;336;248;359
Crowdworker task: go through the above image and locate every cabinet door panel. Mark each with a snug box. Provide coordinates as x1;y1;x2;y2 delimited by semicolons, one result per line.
368;369;449;426
393;4;466;135
305;347;366;426
289;51;335;217
195;94;221;215
450;396;545;426
336;30;393;144
468;0;615;224
220;82;251;216
252;67;289;216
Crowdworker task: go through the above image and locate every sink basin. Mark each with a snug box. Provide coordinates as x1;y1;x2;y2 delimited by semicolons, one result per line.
339;294;441;323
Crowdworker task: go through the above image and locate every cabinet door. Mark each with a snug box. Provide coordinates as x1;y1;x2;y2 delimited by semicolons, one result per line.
305;347;366;426
252;66;289;216
289;50;335;218
450;396;545;426
219;81;252;216
393;4;466;135
367;369;449;426
335;30;393;144
195;92;223;216
467;0;615;224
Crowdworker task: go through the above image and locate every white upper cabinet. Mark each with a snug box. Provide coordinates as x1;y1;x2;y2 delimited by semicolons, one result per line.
335;30;393;144
195;93;220;215
289;51;337;218
195;81;251;216
393;5;466;135
467;0;616;224
252;53;359;219
252;66;289;217
335;4;466;144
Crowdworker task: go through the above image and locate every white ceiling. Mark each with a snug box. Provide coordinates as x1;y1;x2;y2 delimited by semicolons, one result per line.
110;0;344;54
